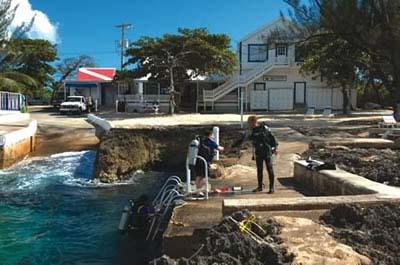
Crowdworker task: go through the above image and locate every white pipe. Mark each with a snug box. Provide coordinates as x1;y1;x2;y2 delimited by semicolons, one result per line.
95;100;98;112
115;100;119;113
186;158;191;194
213;126;220;161
240;88;244;129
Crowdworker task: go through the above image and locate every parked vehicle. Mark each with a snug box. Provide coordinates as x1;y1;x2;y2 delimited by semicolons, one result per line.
59;96;88;114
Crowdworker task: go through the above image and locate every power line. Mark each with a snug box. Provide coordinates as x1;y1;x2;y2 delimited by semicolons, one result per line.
115;23;132;70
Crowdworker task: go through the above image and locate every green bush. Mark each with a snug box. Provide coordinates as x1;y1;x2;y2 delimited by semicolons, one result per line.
20;105;28;113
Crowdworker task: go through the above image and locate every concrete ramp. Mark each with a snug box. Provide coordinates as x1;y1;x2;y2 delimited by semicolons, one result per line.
223;195;400;215
223;160;400;215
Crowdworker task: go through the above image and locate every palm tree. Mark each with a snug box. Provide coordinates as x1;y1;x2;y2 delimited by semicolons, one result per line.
0;49;38;95
0;71;38;94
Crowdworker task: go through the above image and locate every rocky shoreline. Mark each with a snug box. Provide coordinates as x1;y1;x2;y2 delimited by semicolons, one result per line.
321;203;400;265
153;210;294;265
94;126;242;183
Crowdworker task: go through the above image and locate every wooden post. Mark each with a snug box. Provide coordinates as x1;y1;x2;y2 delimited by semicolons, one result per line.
196;81;199;113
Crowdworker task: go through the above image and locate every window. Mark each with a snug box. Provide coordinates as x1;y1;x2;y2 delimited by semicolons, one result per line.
295;44;305;62
254;83;266;90
276;43;288;56
144;82;159;95
248;44;268;62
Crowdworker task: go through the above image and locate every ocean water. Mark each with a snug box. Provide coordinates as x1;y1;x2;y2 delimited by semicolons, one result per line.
0;151;162;265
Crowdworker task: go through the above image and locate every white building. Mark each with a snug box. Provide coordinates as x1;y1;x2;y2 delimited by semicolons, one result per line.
198;17;357;112
64;68;117;107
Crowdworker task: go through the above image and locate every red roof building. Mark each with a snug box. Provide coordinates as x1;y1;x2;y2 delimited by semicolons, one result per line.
64;67;118;106
76;68;116;82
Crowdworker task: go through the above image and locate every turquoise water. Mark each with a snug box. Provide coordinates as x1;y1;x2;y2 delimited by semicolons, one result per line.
0;151;160;265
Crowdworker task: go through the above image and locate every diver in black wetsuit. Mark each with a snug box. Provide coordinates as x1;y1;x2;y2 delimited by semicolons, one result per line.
234;116;278;193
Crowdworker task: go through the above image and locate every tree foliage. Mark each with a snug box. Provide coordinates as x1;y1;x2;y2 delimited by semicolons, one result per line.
5;39;57;88
0;0;42;97
272;0;400;111
123;28;237;114
51;55;95;99
55;55;95;82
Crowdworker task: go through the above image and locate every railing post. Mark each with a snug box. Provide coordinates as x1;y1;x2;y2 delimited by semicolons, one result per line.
213;126;220;161
196;156;209;200
240;88;244;128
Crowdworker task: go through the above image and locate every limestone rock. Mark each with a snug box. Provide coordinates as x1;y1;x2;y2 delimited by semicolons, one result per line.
274;216;371;265
94;126;242;183
209;163;225;179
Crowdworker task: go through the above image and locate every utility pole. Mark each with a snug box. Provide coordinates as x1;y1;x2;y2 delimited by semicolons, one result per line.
115;23;132;70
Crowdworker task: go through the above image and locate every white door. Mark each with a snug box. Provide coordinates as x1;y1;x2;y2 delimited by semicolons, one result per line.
250;90;268;110
275;43;288;64
269;88;293;110
295;82;306;104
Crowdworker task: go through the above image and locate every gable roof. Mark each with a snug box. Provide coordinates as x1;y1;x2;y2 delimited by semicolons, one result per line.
76;68;116;82
239;17;288;43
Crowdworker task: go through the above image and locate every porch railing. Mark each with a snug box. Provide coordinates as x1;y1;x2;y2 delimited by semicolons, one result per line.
0;91;25;111
117;94;170;103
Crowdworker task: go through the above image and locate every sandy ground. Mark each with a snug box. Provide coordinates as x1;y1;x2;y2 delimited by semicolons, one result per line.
28;106;98;156
97;110;391;129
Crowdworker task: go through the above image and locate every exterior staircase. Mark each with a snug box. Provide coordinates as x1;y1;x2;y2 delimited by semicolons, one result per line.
203;59;292;104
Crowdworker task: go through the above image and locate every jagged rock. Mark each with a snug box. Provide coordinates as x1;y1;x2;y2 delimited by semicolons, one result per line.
303;147;400;186
321;203;400;265
94;126;241;182
152;210;293;265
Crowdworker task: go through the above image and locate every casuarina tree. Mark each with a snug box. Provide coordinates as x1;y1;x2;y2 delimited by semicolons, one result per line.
272;0;400;113
123;28;237;114
51;55;96;100
0;0;38;95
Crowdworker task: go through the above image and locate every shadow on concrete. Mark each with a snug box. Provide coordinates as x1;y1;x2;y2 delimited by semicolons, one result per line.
277;177;317;196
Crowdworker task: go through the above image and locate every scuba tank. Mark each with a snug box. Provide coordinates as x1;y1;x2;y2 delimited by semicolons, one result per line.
187;137;200;166
118;200;134;232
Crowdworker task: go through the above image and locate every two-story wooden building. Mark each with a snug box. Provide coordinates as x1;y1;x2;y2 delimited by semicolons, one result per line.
198;17;357;112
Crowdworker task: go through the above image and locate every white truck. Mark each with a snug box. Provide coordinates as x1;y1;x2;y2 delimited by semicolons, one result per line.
59;96;88;114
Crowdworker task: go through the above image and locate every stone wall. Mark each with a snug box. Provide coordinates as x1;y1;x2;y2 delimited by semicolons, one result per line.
0;135;35;168
294;160;400;197
0;120;37;169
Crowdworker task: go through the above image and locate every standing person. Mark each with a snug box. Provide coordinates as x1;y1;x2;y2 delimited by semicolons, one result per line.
247;116;278;193
194;128;224;197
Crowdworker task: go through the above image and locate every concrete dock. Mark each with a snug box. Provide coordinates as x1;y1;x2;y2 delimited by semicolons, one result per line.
0;112;36;168
163;128;317;257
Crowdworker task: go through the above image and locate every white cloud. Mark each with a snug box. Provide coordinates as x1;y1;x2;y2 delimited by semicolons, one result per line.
10;0;59;43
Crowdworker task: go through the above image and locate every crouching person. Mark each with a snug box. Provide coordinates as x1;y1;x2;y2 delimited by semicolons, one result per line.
194;128;224;197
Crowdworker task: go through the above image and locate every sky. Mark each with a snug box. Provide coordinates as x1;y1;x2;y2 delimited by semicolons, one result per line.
14;0;289;69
